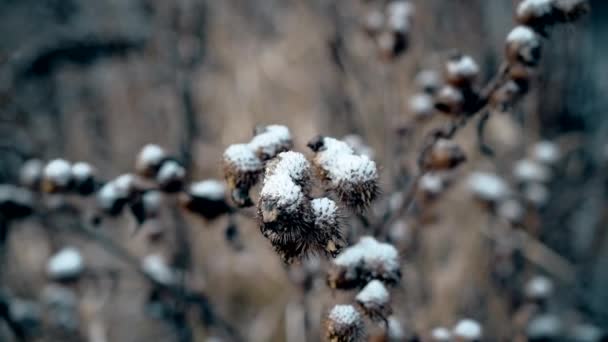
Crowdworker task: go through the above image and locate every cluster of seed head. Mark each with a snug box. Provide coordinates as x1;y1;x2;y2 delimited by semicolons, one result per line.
435;52;481;116
135;144;186;192
362;1;414;60
308;136;379;212
327;236;400;289
258;151;344;263
324;304;365;342
222;125;293;207
354;279;391;321
19;158;97;196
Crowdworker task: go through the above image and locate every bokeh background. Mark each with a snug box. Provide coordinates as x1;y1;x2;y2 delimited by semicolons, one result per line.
1;0;607;341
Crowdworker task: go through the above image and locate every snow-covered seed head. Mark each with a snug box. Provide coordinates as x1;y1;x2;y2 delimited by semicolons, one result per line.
513;159;552;183
180;180;230;220
156;160;185;192
516;0;555;32
328;236;400;289
97;174;136;216
133;190;163;222
135;144;167;178
46;247;84;282
523;182;550;207
308;136;379;212
265;151;312;191
222;143;263;207
19;159;44;190
142;254;176;286
416;69;442;94
386;1;414;33
527;314;562;341
467;172;510;204
531;140;561;165
376;30;409;60
418;172;445;201
430;327;452;341
42;159;72;193
497;198;526;224
445;53;479;87
506;25;542;66
421;139;466;171
249;124;293;161
324;304;365;342
409;93;435;120
355;280;391;321
525;275;554;301
71;162;96;195
363;9;384;37
0;184;34;220
435;85;464;115
311;197;344;257
552;0;590;23
453;319;482;341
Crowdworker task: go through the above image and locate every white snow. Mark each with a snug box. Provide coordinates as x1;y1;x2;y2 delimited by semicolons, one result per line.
446;55;479;79
532;141;560;164
142;254;175;286
420;172;443;194
311;197;339;226
409;93;434;116
514;159;552;183
525;275;554;299
507;25;538;43
415;69;441;90
0;184;33;206
260;173;304;211
386;1;414;32
334;236;399;273
438;85;464;101
71;162;94;180
467;172;510;202
223;144;263;172
431;327;452;341
498;199;525;222
114;174;135;196
190;180;226;200
138;144;166;166
328;304;361;326
143;191;162;213
517;0;554;17
356;280;389;304
47;247;84;279
249;125;292;158
44;159;72;186
20;159;43;186
270;151;310;182
387;316;405;339
453;319;482;340
156;161;185;183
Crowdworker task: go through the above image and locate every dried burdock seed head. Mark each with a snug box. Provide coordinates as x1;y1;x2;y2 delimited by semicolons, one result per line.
467;172;511;204
516;0;555;33
418;172;445;201
386;1;414;33
430;327;452;342
249;124;293;161
416;69;442;94
309;136;379;212
265;151;312;192
329;236;400;289
311;197;344;257
421;139;466;171
97;174;136;216
527;314;562;341
445;53;479;87
523;182;550;207
222;143;263;207
71;162;96;196
46;247;84;282
531;140;561;165
363;9;385;37
19;159;44;190
377;30;409;60
525;275;554;301
355;280;391;321
0;184;34;220
156;160;185;192
452;319;482;342
136;144;167;178
142;254;176;286
409;93;435;121
506;25;542;67
513;159;552;183
42;159;72;193
435;85;464;115
325;304;365;342
180;180;230;220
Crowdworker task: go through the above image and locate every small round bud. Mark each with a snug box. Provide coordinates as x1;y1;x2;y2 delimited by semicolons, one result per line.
42;159;72;193
97;174;136;216
415;69;442;94
527;314;562;341
467;172;510;204
249;125;293;161
497;198;526;224
418;172;445;203
0;184;34;221
129;190;163;224
156;160;185;192
445;53;479;87
453;319;482;342
386;1;414;33
363;9;384;37
523;182;550;207
430;327;452;341
531;140;560;165
311;197;344;257
355;280;391;321
525;275;554;301
222;144;263;207
71;162;96;195
409;93;435;120
513;159;552;183
516;0;554;33
135;144;167;178
19;159;44;190
376;31;408;60
324;304;365;342
142;254;176;286
420;139;466;171
506;25;542;67
435;85;464;115
46;247;84;282
180;180;230;220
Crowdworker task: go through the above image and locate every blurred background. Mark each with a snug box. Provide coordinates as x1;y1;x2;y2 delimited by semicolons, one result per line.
1;0;607;341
